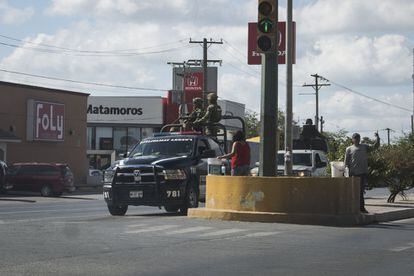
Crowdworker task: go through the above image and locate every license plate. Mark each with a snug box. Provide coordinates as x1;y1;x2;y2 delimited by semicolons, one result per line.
166;190;181;198
130;191;143;198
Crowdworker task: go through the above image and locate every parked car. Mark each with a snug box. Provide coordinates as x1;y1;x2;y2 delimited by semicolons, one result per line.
7;163;75;197
250;150;329;177
0;160;13;194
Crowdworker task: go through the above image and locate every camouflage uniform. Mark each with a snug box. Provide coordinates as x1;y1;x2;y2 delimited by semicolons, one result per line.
185;98;204;131
194;93;222;136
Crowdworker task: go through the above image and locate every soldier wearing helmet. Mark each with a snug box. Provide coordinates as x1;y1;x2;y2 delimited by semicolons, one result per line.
184;97;204;131
194;93;222;136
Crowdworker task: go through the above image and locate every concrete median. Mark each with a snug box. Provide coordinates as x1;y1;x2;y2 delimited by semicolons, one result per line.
188;175;364;226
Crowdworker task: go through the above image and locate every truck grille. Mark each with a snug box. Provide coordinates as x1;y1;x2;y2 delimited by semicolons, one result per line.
115;166;164;184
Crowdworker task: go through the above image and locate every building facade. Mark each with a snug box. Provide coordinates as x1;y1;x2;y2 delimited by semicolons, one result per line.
0;81;89;185
86;96;164;170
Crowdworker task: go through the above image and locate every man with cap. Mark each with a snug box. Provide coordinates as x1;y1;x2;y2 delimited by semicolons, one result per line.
194;93;222;136
344;132;380;213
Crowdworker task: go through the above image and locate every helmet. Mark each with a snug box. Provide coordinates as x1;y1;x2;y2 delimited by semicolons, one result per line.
193;97;203;105
207;93;218;102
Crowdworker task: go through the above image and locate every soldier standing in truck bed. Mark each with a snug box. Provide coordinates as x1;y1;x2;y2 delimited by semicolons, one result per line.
194;93;222;136
184;97;204;131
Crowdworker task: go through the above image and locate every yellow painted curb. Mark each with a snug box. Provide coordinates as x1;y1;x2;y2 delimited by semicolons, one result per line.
188;208;363;226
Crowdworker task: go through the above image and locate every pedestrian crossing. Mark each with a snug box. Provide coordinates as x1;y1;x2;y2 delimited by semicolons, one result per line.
121;222;282;240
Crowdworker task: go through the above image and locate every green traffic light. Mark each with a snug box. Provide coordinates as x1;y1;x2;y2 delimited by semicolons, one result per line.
259;19;273;33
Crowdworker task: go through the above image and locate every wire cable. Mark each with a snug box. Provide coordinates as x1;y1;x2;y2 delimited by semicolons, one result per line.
0;68;168;92
319;76;412;113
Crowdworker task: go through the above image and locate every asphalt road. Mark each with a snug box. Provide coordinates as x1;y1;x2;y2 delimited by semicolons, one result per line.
0;192;413;276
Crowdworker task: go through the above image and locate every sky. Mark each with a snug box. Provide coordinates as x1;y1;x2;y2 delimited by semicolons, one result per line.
0;0;413;142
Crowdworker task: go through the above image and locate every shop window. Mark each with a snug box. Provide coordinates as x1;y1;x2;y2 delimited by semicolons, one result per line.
113;127;128;156
87;127;95;150
127;128;141;151
96;127;112;150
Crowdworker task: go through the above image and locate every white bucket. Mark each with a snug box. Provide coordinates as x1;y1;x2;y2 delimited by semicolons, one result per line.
330;161;345;178
208;158;222;175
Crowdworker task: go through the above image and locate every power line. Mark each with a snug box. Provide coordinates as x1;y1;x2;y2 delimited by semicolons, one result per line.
0;41;195;57
0;69;168;92
0;34;190;54
319;76;412;113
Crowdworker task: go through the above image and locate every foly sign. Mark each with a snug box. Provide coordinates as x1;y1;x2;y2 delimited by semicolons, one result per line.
27;100;65;141
247;22;296;65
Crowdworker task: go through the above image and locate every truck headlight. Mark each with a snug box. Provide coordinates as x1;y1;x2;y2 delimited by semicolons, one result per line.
297;170;311;177
104;170;115;183
163;169;186;180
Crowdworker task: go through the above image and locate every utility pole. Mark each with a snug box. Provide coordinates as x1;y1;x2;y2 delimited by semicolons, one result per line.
412;48;414;134
320;116;325;133
385;128;394;145
189;38;223;109
284;0;293;176
302;74;330;130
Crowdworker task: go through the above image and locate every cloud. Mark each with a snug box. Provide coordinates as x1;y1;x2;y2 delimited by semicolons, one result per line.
297;0;414;36
0;0;34;24
295;34;412;86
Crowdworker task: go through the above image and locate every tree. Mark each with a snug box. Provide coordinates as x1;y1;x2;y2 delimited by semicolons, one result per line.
369;133;414;202
244;111;260;138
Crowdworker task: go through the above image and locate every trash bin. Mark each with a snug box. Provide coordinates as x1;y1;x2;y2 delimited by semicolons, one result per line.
208;158;222;175
330;161;345;177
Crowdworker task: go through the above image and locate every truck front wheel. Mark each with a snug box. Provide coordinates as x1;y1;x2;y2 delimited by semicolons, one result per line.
107;203;128;216
180;184;198;215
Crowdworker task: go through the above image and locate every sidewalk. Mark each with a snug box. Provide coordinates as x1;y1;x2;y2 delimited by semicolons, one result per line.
362;191;414;224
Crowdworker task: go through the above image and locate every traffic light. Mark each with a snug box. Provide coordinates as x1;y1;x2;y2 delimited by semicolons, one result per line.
257;0;278;53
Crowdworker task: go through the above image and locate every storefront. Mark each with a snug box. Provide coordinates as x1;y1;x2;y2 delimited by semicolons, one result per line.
86;96;164;170
0;81;89;185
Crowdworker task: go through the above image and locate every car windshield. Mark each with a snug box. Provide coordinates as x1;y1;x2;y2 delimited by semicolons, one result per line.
277;153;312;166
130;137;194;157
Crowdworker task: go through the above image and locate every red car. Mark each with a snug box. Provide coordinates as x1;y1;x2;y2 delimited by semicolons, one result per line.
7;163;75;197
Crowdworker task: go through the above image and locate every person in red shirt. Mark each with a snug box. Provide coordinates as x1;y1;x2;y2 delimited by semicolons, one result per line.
217;130;250;176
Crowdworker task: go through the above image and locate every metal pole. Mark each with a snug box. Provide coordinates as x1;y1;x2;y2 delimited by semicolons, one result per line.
259;2;278;177
315;75;319;129
203;38;208;109
412;48;414;134
284;0;293;176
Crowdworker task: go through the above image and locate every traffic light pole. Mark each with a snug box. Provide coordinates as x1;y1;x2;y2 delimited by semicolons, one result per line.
284;0;293;176
259;52;278;177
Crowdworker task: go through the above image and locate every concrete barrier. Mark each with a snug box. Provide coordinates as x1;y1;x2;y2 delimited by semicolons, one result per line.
188;176;362;226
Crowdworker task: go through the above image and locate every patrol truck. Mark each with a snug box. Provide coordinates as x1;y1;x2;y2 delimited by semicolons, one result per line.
103;116;244;216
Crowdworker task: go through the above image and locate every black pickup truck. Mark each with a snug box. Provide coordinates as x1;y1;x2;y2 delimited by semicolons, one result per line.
103;132;227;216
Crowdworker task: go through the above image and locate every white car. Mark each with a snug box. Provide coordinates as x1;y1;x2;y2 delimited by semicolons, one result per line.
250;149;328;177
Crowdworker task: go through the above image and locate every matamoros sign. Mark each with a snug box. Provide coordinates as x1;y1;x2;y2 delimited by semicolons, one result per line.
87;96;163;125
27;99;65;142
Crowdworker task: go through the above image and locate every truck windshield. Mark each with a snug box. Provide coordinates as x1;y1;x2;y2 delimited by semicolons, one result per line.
130;137;194;158
277;153;312;166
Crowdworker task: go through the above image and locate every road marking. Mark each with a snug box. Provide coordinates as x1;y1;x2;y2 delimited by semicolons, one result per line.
124;225;179;234
390;242;414;252
242;231;281;238
126;224;147;228
198;228;246;237
167;226;213;235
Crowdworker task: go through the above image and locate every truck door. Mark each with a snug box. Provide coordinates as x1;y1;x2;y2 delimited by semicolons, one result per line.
194;139;210;199
313;153;327;176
